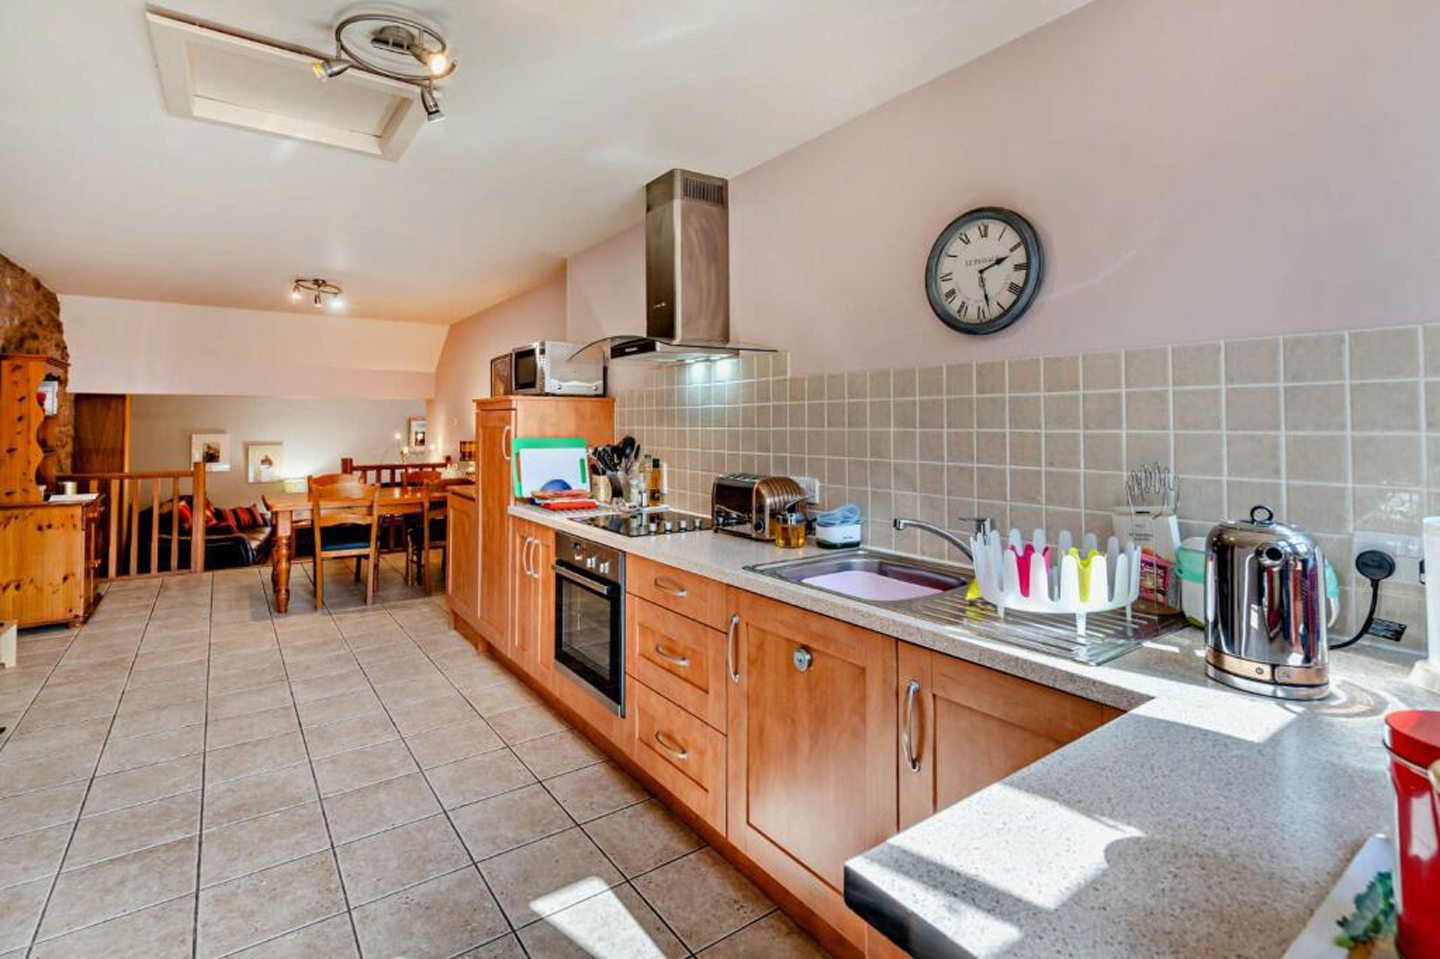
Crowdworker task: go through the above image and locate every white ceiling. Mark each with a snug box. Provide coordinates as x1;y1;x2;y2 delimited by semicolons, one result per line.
0;1;1090;325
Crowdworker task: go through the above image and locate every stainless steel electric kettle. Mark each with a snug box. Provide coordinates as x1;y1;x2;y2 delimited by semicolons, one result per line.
1204;505;1333;700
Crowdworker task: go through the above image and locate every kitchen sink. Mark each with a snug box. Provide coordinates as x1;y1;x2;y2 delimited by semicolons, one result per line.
745;548;1184;666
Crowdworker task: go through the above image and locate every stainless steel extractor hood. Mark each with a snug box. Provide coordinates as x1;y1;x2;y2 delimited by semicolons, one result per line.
572;169;774;364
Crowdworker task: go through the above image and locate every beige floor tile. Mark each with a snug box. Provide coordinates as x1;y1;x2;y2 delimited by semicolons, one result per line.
84;753;204;817
65;791;201;869
96;724;205;776
0;752;95;800
15;692;119;732
388;694;483;737
302;712;399;761
295;689;387;729
118;678;205;714
0;781;88;840
206;704;300;750
2;718;110;766
334;813;470;905
457;933;527;958
0;877;51;952
322;772;442;844
465;681;544;720
207;682;293;721
698;911;826;958
200;760;318;830
583;800;703;878
110;699;206;740
633;849;773;952
510;728;606;781
227;914;357;958
425;749;535;809
352;867;509;958
486;703;570;745
404;718;505;769
200;801;331;887
38;836;198;941
479;827;624;928
517;882;688;959
450;782;574;861
311;739;417;797
204;731;308;785
374;674;457;708
196;851;346;959
545;762;648;824
30;894;195;959
0;822;70;890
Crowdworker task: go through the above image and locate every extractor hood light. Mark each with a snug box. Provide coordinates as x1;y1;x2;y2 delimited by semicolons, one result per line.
311;57;352;79
420;84;443;122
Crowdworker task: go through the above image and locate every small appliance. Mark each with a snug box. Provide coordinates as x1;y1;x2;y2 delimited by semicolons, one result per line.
1204;505;1333;699
552;531;625;714
509;341;606;396
1384;709;1440;956
711;473;808;540
574;508;709;538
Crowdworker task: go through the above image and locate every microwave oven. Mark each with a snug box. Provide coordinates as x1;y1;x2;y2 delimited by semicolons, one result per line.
510;341;606;396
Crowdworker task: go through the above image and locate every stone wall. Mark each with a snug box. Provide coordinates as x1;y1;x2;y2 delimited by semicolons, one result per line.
1;254;72;471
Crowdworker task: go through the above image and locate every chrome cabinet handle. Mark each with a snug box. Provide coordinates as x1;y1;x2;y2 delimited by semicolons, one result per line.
527;538;539;579
501;425;512;462
653;576;688;598
902;679;921;773
792;646;813;672
653;729;690;762
652;644;691;669
521;537;533;577
726;613;741;684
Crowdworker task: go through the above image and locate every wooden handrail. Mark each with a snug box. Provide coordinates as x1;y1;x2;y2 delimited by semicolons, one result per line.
56;461;209;579
57;469;195;480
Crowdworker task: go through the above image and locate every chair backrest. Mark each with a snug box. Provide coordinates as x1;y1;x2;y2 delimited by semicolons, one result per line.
309;484;381;531
310;472;361;490
403;469;443;488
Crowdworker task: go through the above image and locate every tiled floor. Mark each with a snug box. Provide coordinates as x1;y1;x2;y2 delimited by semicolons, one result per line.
0;557;827;958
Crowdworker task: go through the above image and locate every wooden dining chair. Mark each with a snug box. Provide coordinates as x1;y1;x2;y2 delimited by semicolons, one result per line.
309;472;363;492
406;478;448;593
310;483;381;609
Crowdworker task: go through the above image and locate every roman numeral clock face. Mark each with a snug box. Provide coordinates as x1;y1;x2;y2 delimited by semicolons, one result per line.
925;207;1044;335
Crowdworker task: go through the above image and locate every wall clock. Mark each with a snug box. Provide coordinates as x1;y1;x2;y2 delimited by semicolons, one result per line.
925;207;1043;335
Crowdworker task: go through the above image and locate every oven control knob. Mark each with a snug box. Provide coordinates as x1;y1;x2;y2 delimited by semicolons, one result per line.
663;520;673;533
585;555;597;569
648;522;658;534
677;519;688;531
598;560;611;575
572;543;583;559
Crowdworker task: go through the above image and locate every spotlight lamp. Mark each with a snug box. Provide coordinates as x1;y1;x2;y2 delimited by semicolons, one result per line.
420;83;443;122
291;278;343;309
314;13;456;116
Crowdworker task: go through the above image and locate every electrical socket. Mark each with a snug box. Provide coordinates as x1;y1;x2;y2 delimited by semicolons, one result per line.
1352;531;1422;586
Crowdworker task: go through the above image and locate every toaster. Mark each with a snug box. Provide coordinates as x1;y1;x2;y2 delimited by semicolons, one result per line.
711;473;808;540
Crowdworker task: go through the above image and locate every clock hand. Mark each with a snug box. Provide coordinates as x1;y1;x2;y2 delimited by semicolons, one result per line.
978;255;1009;276
978;270;991;310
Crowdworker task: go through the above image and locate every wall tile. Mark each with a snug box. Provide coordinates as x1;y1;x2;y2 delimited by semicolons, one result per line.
1283;333;1345;383
1125;432;1171;470
1228;479;1284;518
1123;347;1170;389
1352;434;1423;487
1350;380;1420;432
1350;327;1420;380
1083;432;1123;472
1043;393;1081;431
1043;355;1080;393
1081;352;1122;390
1225;386;1282;432
975;396;1006;430
1175;432;1224;478
1425;325;1440;378
1225;338;1280;385
1286;433;1348;485
944;363;973;396
1124;390;1171;431
1286;483;1351;535
1173;388;1222;431
917;365;944;397
1353;486;1422;534
976;431;1006;466
1172;342;1222;387
1082;392;1123;431
1009;432;1041;468
1045;470;1081;509
1010;468;1043;504
1285;384;1348;432
1008;395;1042;431
975;361;1006;395
1007;357;1041;393
892;367;917;399
1226;432;1282;480
1044;432;1081;470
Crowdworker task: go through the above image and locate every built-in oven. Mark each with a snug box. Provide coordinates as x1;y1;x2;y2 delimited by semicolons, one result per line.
552;531;625;715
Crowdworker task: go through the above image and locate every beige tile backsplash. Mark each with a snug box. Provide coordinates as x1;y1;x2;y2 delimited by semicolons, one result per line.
614;324;1440;649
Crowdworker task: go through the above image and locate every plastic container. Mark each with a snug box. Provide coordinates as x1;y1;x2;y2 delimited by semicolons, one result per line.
1177;537;1206;627
815;522;862;548
1384;709;1440;957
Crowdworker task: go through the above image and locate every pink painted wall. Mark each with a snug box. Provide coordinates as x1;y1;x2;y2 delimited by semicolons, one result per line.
428;270;568;455
559;0;1440;374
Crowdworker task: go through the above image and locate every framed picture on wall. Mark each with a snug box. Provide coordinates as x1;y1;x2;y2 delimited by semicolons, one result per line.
246;443;284;484
407;417;428;448
190;432;231;472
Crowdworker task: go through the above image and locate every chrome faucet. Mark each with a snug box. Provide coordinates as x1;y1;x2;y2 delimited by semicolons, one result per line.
892;516;992;564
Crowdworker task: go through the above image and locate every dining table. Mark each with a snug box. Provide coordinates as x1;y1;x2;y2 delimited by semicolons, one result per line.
262;484;462;613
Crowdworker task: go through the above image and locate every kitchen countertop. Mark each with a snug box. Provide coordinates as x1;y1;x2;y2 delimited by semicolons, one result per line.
510;504;1440;958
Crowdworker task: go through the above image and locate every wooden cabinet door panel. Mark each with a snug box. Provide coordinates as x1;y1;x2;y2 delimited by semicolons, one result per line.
627;596;727;732
628;556;728;630
532;530;555;691
445;493;479;629
476;409;514;645
727;589;897;892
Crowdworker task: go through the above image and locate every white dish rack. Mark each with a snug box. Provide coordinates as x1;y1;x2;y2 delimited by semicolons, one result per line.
969;528;1141;637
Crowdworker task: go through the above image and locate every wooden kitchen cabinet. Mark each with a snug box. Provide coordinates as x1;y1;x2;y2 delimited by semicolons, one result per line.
445;490;479;630
630;677;727;831
627;595;728;733
510;517;554;687
896;642;1122;828
726;588;897;951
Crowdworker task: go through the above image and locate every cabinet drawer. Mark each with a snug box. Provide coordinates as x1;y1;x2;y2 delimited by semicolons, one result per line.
628;556;727;630
630;679;726;832
627;597;728;733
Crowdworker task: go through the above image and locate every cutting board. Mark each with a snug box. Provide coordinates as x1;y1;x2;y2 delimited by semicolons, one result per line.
512;437;589;497
1283;835;1397;958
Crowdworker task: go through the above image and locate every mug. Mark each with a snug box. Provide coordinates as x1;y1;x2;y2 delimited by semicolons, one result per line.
60;481;79;496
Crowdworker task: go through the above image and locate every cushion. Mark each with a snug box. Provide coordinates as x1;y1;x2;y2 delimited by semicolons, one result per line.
176;501;192;532
319;524;372;552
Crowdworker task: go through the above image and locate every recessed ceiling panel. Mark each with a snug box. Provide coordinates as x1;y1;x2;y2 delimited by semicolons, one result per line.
146;11;423;159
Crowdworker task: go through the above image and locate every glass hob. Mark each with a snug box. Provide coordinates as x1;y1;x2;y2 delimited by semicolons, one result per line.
572;509;710;537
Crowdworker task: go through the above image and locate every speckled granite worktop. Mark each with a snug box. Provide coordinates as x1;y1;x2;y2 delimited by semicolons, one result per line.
511;505;1440;958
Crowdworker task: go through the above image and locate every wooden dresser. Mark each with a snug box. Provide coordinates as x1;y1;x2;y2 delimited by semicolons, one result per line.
0;354;101;627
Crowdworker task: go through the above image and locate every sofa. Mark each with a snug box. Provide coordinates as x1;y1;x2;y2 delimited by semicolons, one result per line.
135;497;275;573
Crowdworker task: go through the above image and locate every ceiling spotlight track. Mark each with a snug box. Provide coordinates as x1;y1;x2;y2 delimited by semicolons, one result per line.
291;278;344;310
312;12;454;121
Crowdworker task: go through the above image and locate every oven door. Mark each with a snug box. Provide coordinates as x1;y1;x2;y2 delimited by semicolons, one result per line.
510;346;541;394
552;560;624;715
